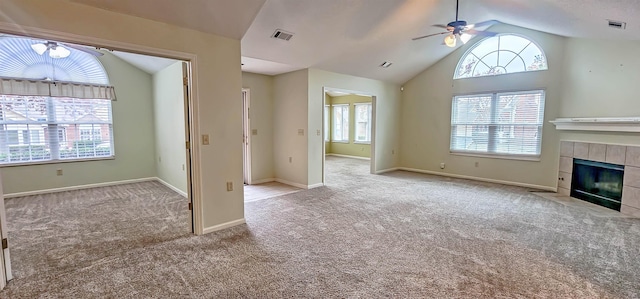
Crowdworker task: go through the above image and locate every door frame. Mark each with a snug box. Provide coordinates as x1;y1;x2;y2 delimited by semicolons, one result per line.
0;172;12;289
242;88;252;185
321;87;377;185
0;23;205;235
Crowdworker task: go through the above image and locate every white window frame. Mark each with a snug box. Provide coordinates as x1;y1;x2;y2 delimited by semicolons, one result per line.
332;104;349;143
0;95;115;166
353;102;372;144
450;90;545;160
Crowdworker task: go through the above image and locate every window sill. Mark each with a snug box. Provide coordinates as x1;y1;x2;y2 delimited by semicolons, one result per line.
0;156;115;168
331;141;350;144
354;141;371;145
450;151;540;162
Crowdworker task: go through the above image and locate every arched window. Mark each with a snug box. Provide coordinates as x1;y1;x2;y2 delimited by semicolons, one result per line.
0;36;109;84
454;34;547;79
0;35;115;165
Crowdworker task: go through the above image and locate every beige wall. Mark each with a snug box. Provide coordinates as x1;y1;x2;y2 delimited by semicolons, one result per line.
400;24;566;189
326;94;372;158
242;72;275;183
557;38;640;146
308;69;402;185
273;69;309;186
153;61;187;194
2;52;157;194
1;0;244;231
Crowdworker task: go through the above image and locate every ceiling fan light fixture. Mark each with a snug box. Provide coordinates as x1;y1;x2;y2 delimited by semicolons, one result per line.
444;34;457;47
459;33;472;44
49;45;71;59
31;43;48;55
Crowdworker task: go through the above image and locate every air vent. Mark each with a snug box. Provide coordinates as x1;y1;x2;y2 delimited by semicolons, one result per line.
608;20;626;29
271;29;294;41
379;61;393;68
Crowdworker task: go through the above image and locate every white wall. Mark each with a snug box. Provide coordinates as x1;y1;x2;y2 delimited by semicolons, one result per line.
2;52;157;194
242;72;275;183
273;69;309;186
400;24;566;190
2;0;244;231
557;38;640;146
153;61;187;194
308;69;402;185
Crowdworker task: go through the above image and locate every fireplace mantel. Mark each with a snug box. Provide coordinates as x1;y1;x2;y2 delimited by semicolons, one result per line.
550;117;640;133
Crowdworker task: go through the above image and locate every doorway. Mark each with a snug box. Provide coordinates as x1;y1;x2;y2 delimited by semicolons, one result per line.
0;30;200;288
322;87;377;185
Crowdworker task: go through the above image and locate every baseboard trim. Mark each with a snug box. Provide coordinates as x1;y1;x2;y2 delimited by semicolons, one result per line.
251;178;275;185
376;167;400;174
154;177;188;198
4;177;157;198
326;153;370;161
275;178;308;189
203;218;246;234
399;167;556;192
308;183;324;189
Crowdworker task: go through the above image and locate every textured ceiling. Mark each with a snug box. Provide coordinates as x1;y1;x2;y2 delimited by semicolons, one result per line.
68;0;640;84
68;0;267;39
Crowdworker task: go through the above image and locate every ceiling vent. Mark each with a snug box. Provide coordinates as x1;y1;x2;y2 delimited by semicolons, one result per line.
607;20;626;29
379;61;393;68
271;29;294;41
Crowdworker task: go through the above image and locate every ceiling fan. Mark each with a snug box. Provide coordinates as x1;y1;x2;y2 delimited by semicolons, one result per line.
412;0;498;47
31;41;103;59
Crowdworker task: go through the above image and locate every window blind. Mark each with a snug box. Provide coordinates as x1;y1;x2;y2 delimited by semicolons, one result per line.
450;90;545;157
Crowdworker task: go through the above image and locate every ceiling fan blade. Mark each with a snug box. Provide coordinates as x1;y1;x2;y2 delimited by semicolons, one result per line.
466;20;499;29
62;43;104;56
412;31;449;41
432;24;448;29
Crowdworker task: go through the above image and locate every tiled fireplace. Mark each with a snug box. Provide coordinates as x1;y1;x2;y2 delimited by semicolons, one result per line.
558;141;640;217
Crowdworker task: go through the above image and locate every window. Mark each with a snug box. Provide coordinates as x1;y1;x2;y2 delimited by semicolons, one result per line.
0;35;115;165
0;95;114;164
450;90;545;158
354;103;371;143
324;105;330;142
454;34;547;79
332;104;349;142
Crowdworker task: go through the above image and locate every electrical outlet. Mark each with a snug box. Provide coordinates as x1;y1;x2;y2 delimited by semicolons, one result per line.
202;134;210;145
226;182;233;191
298;129;304;136
317;129;321;136
182;164;185;171
252;129;258;135
56;169;63;176
440;162;445;169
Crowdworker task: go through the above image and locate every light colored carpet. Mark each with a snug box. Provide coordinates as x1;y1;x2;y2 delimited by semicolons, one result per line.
1;156;639;298
244;181;302;202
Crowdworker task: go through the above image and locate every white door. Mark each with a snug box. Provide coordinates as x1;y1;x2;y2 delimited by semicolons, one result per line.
181;62;195;233
0;171;13;290
242;89;251;185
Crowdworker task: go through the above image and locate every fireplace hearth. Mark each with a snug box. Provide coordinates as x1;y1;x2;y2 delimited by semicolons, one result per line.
570;159;624;211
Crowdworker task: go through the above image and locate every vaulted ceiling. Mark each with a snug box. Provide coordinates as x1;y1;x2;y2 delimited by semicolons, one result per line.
69;0;640;84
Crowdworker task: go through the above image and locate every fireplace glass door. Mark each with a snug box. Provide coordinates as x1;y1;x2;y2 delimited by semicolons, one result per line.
571;159;624;211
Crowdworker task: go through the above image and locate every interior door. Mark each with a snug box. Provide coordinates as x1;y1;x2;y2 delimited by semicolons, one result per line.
242;89;251;185
181;62;194;233
0;171;13;290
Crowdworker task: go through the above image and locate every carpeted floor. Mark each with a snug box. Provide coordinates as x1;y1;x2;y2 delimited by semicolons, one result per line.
1;156;639;298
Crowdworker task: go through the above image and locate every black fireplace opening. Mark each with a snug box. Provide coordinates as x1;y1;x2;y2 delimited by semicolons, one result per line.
570;159;624;211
